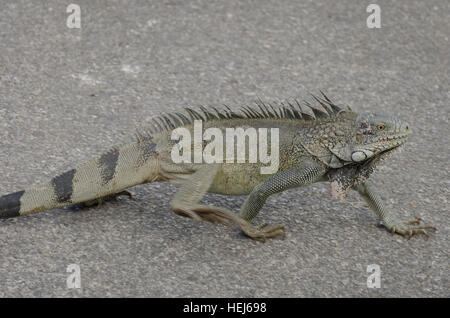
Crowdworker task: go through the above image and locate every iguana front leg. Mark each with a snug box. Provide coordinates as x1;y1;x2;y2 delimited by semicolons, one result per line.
354;182;436;239
238;162;326;238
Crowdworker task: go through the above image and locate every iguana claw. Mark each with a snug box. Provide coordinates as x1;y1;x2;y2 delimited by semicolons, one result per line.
387;216;436;240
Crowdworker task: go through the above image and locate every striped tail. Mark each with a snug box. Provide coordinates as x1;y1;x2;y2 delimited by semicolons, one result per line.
0;141;159;218
0;191;26;217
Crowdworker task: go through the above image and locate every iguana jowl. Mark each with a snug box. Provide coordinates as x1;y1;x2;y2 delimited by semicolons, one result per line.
0;93;436;239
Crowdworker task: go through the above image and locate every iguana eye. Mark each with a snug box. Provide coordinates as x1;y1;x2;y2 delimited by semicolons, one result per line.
376;124;385;131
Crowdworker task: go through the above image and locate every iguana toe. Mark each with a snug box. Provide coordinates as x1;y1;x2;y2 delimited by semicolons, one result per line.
172;204;233;226
388;217;436;240
114;190;133;200
239;222;285;240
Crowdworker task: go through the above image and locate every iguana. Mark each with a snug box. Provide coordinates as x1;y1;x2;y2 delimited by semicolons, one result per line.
0;93;436;239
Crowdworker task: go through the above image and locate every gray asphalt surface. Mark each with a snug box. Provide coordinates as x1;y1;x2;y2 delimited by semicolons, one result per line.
0;0;448;297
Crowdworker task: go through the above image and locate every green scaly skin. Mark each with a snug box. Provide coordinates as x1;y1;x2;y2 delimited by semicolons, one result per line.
0;94;436;240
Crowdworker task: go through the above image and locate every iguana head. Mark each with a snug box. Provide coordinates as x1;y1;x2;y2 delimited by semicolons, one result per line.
332;111;412;163
328;111;412;201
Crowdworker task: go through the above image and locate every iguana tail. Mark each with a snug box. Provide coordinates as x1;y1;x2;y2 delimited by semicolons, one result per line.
0;141;159;218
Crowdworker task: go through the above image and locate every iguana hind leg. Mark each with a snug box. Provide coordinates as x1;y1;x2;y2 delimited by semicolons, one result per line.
354;182;436;239
170;164;231;226
170;164;286;239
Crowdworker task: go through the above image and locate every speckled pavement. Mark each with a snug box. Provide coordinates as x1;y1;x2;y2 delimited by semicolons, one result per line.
0;0;448;297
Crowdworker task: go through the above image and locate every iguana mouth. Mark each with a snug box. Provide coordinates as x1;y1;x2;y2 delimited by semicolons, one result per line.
376;132;409;143
365;134;409;158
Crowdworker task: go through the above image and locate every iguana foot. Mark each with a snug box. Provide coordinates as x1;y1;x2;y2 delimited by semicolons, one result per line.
113;190;133;200
384;216;436;239
82;190;133;208
238;221;285;240
171;204;285;239
197;209;285;240
172;204;233;227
